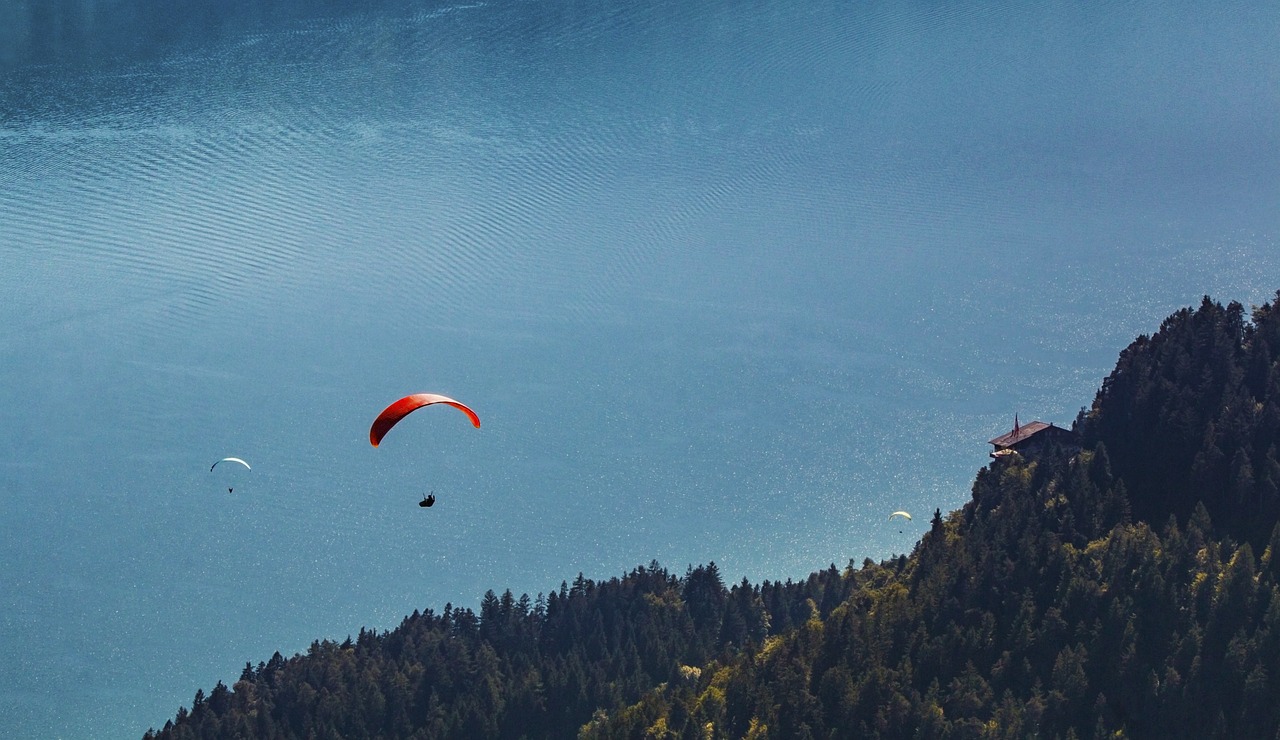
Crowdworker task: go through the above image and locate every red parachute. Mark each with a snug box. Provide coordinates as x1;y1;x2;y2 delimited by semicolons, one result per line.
370;393;480;447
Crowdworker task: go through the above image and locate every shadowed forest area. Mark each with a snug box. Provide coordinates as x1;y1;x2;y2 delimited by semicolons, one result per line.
148;291;1280;738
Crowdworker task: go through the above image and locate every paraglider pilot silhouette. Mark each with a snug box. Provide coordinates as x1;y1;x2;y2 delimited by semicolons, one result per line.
420;492;436;508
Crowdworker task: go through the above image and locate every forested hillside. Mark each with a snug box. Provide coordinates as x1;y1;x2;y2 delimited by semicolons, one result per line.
145;561;862;738
1078;295;1280;547
147;291;1280;739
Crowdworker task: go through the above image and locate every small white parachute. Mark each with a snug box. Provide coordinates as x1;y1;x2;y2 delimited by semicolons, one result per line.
211;457;251;472
211;457;251;493
888;511;912;522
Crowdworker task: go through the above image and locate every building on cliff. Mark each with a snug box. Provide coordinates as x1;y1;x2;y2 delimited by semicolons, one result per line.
988;416;1078;459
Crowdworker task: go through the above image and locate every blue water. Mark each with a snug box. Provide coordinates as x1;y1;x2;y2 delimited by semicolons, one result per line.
2;0;1277;735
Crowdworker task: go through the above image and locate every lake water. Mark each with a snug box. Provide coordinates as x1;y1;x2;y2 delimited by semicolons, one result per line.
2;0;1277;735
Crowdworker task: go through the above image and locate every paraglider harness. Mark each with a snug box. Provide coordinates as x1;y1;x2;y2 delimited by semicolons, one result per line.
420;492;436;508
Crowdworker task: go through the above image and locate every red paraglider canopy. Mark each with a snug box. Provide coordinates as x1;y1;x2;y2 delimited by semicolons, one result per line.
370;393;480;447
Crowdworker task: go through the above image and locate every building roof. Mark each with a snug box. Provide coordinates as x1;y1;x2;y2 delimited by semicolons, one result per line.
988;420;1053;448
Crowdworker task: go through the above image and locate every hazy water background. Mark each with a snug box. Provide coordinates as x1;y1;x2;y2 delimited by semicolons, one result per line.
1;0;1277;735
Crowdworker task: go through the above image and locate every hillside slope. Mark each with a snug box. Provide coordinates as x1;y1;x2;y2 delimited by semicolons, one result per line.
148;292;1280;739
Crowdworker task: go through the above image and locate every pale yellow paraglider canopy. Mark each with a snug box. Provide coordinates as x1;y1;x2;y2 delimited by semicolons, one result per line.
888;511;912;522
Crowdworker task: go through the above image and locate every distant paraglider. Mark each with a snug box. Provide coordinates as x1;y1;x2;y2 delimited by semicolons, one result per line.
211;457;251;493
211;457;251;472
420;492;436;508
370;393;480;447
888;511;912;522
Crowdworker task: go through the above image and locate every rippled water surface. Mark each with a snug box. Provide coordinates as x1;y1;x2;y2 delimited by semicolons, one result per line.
2;0;1277;735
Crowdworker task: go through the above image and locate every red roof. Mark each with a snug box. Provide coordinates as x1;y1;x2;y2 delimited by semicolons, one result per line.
988;420;1053;448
